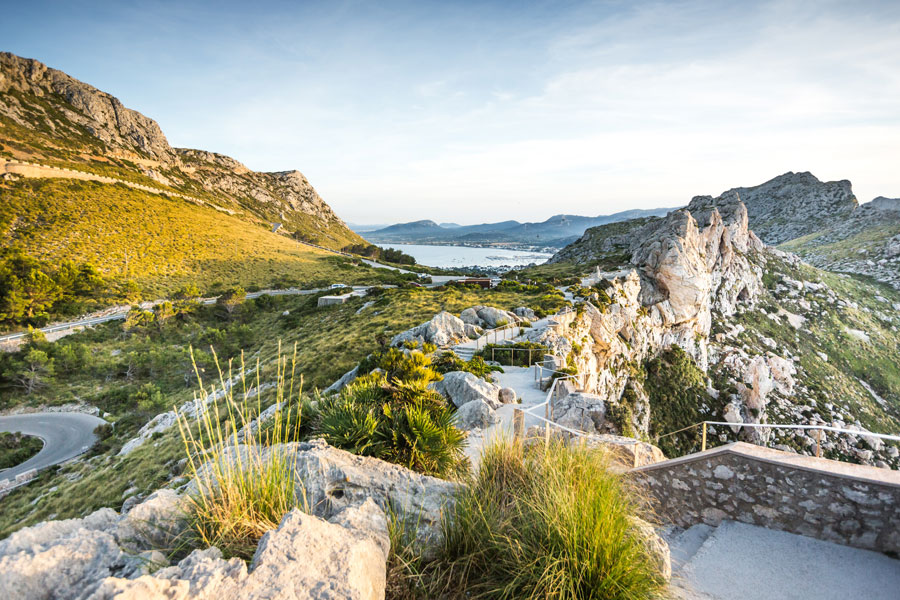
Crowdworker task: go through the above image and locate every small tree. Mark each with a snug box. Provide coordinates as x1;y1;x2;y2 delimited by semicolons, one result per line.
5;348;55;394
173;284;201;300
153;301;176;328
216;286;246;317
123;307;157;332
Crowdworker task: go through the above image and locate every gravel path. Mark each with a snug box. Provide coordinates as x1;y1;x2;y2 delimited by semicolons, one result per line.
462;366;549;465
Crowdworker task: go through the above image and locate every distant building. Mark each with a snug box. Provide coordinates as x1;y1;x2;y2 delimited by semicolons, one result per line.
461;278;492;289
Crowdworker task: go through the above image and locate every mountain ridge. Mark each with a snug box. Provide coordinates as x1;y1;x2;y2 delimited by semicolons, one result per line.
0;51;363;251
364;207;674;248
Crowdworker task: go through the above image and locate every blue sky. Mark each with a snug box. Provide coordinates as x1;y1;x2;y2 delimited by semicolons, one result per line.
3;0;899;224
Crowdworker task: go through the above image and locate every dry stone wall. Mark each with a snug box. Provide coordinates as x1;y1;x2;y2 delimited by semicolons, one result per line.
632;442;900;555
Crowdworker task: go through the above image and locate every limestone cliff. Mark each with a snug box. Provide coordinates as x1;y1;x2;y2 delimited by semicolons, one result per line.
533;194;766;436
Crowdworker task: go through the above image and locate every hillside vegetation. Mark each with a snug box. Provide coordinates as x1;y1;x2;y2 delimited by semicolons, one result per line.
0;178;405;307
0;283;562;536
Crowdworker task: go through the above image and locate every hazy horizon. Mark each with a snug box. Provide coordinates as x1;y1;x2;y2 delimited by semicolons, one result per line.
3;0;899;223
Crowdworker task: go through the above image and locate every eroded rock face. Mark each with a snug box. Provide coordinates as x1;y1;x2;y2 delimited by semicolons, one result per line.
0;52;173;161
391;311;470;348
631;193;764;334
430;371;501;409
0;492;187;600
538;194;765;439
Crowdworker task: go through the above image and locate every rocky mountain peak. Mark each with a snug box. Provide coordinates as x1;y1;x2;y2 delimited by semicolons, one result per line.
723;171;858;245
868;196;900;212
0;52;175;161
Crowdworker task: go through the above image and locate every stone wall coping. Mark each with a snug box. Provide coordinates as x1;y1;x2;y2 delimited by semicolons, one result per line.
631;441;900;488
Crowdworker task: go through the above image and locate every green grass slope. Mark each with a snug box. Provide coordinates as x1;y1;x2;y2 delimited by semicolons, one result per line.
0;178;399;298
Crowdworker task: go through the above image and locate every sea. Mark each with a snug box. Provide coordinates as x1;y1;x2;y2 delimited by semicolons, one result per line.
386;243;553;269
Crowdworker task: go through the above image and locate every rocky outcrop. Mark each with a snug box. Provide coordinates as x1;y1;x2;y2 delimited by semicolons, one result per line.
722;171;858;245
190;440;457;552
630;193;764;335
47;500;390;600
0;442;455;599
391;312;470;347
538;193;765;439
0;490;186;600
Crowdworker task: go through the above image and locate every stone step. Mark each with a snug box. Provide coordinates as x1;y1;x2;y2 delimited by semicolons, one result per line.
665;523;716;573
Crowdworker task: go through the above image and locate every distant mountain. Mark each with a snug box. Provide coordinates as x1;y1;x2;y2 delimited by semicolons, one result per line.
347;222;390;233
365;208;674;248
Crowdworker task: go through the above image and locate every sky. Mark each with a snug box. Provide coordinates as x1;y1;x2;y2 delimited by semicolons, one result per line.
3;0;900;225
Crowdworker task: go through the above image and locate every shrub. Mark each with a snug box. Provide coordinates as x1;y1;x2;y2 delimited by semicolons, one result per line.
315;372;466;478
0;431;44;469
415;439;667;599
432;351;503;380
645;346;709;457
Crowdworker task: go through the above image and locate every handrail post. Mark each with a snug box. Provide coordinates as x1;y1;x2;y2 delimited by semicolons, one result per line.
701;422;707;452
816;428;823;458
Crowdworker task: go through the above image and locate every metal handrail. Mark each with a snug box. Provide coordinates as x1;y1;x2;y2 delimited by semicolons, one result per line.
658;420;900;457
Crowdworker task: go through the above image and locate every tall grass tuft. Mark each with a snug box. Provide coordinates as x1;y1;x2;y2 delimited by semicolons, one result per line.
176;343;304;560
429;438;667;599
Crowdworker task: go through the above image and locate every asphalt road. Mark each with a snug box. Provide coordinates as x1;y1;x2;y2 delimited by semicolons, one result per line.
0;412;107;481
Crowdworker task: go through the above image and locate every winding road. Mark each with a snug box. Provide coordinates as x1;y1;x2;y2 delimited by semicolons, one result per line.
0;412;107;481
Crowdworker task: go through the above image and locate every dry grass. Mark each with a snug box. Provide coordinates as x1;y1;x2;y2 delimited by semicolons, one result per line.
176;344;305;560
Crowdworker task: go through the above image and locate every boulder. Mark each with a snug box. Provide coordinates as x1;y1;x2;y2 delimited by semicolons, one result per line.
580;434;666;467
514;307;536;321
454;399;500;431
464;323;484;339
430;371;501;409
391;311;469;347
628;517;672;582
552;392;607;433
460;306;519;329
498;387;517;404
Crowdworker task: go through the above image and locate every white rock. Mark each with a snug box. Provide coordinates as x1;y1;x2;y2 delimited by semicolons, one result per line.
430;371;501;409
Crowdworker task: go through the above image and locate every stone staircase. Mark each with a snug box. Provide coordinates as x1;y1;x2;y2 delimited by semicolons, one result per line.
454;346;476;361
665;520;900;600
